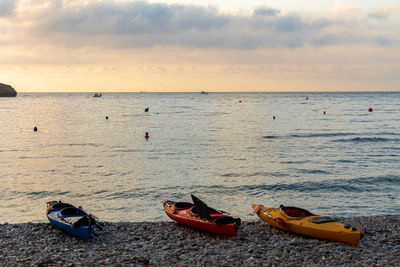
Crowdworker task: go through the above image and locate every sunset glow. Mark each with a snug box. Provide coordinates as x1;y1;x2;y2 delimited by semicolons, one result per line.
0;0;399;92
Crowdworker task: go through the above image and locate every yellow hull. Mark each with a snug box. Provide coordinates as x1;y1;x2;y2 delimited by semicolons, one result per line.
252;204;362;246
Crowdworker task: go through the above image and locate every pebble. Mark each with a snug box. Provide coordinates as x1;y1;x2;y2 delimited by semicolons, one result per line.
0;215;399;265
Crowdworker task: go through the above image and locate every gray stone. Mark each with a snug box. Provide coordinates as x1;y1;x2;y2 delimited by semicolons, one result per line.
0;217;400;266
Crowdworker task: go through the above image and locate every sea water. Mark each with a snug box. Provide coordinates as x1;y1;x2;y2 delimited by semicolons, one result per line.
1;92;399;223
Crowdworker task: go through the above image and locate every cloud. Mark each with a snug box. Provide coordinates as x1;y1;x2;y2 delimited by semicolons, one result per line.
368;8;391;20
28;1;342;49
37;2;228;35
253;7;280;17
0;0;16;16
373;37;394;46
2;0;399;50
273;15;304;32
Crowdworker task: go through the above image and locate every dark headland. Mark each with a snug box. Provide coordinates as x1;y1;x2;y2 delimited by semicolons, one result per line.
0;83;17;97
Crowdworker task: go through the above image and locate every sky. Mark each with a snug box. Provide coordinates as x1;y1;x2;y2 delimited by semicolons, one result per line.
0;0;399;92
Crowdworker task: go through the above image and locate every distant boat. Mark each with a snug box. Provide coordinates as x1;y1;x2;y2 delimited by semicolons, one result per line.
200;91;208;94
93;93;102;97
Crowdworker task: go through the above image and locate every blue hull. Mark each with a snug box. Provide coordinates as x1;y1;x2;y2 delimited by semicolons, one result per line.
46;201;96;239
47;214;94;239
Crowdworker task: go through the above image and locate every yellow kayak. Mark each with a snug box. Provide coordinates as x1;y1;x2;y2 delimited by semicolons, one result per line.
252;204;364;246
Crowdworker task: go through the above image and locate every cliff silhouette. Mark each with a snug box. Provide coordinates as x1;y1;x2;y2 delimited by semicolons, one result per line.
0;83;17;97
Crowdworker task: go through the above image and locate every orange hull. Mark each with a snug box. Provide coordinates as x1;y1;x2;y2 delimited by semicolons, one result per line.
252;204;363;246
163;201;239;236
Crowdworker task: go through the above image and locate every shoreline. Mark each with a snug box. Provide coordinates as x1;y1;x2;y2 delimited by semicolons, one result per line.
1;215;399;266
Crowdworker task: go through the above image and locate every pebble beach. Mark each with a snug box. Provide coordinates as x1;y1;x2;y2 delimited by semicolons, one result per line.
1;215;399;266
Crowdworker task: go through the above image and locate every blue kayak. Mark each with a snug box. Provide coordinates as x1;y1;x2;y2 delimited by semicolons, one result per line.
46;201;101;239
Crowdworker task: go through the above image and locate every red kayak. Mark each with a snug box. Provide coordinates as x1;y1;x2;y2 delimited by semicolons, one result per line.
162;195;241;236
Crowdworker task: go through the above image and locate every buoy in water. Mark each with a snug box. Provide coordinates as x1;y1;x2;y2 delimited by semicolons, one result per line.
145;108;149;112
145;132;149;139
106;116;109;120
306;96;309;100
34;126;38;132
273;116;276;120
238;100;242;103
323;111;326;115
368;108;373;112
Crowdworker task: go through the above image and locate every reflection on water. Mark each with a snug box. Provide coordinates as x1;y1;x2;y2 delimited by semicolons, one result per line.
0;92;400;223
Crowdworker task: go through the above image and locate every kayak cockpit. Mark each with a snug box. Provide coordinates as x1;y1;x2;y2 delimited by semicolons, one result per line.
47;201;74;214
60;207;87;216
281;205;315;218
173;202;193;209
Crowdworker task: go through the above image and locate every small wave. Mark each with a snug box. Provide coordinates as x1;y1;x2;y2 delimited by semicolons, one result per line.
18;155;52;159
67;143;101;147
281;160;311;164
375;132;400;137
104;187;171;200
349;175;400;186
248;172;290;177
263;135;279;139
93;189;109;195
297;169;331;174
263;133;357;139
221;172;289;178
42;169;57;173
221;173;241;177
335;159;355;163
289;133;356;138
73;165;90;168
333;137;400;143
190;175;400;195
113;149;143;153
205;112;230;116
23;190;71;199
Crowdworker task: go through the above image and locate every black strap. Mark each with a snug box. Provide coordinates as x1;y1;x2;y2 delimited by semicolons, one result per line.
310;216;337;224
213;216;241;226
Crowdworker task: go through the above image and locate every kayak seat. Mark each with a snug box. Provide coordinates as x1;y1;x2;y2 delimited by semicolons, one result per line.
50;202;74;212
287;211;307;217
282;206;315;217
60;207;87;216
174;202;193;209
311;217;337;224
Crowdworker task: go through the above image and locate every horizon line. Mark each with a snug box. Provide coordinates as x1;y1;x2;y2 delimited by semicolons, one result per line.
16;90;400;94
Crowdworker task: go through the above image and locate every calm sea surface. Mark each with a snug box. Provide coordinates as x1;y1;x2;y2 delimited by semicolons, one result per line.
1;92;400;223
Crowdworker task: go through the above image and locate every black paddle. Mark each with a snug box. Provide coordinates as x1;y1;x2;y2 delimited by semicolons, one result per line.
191;195;241;226
191;194;212;220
